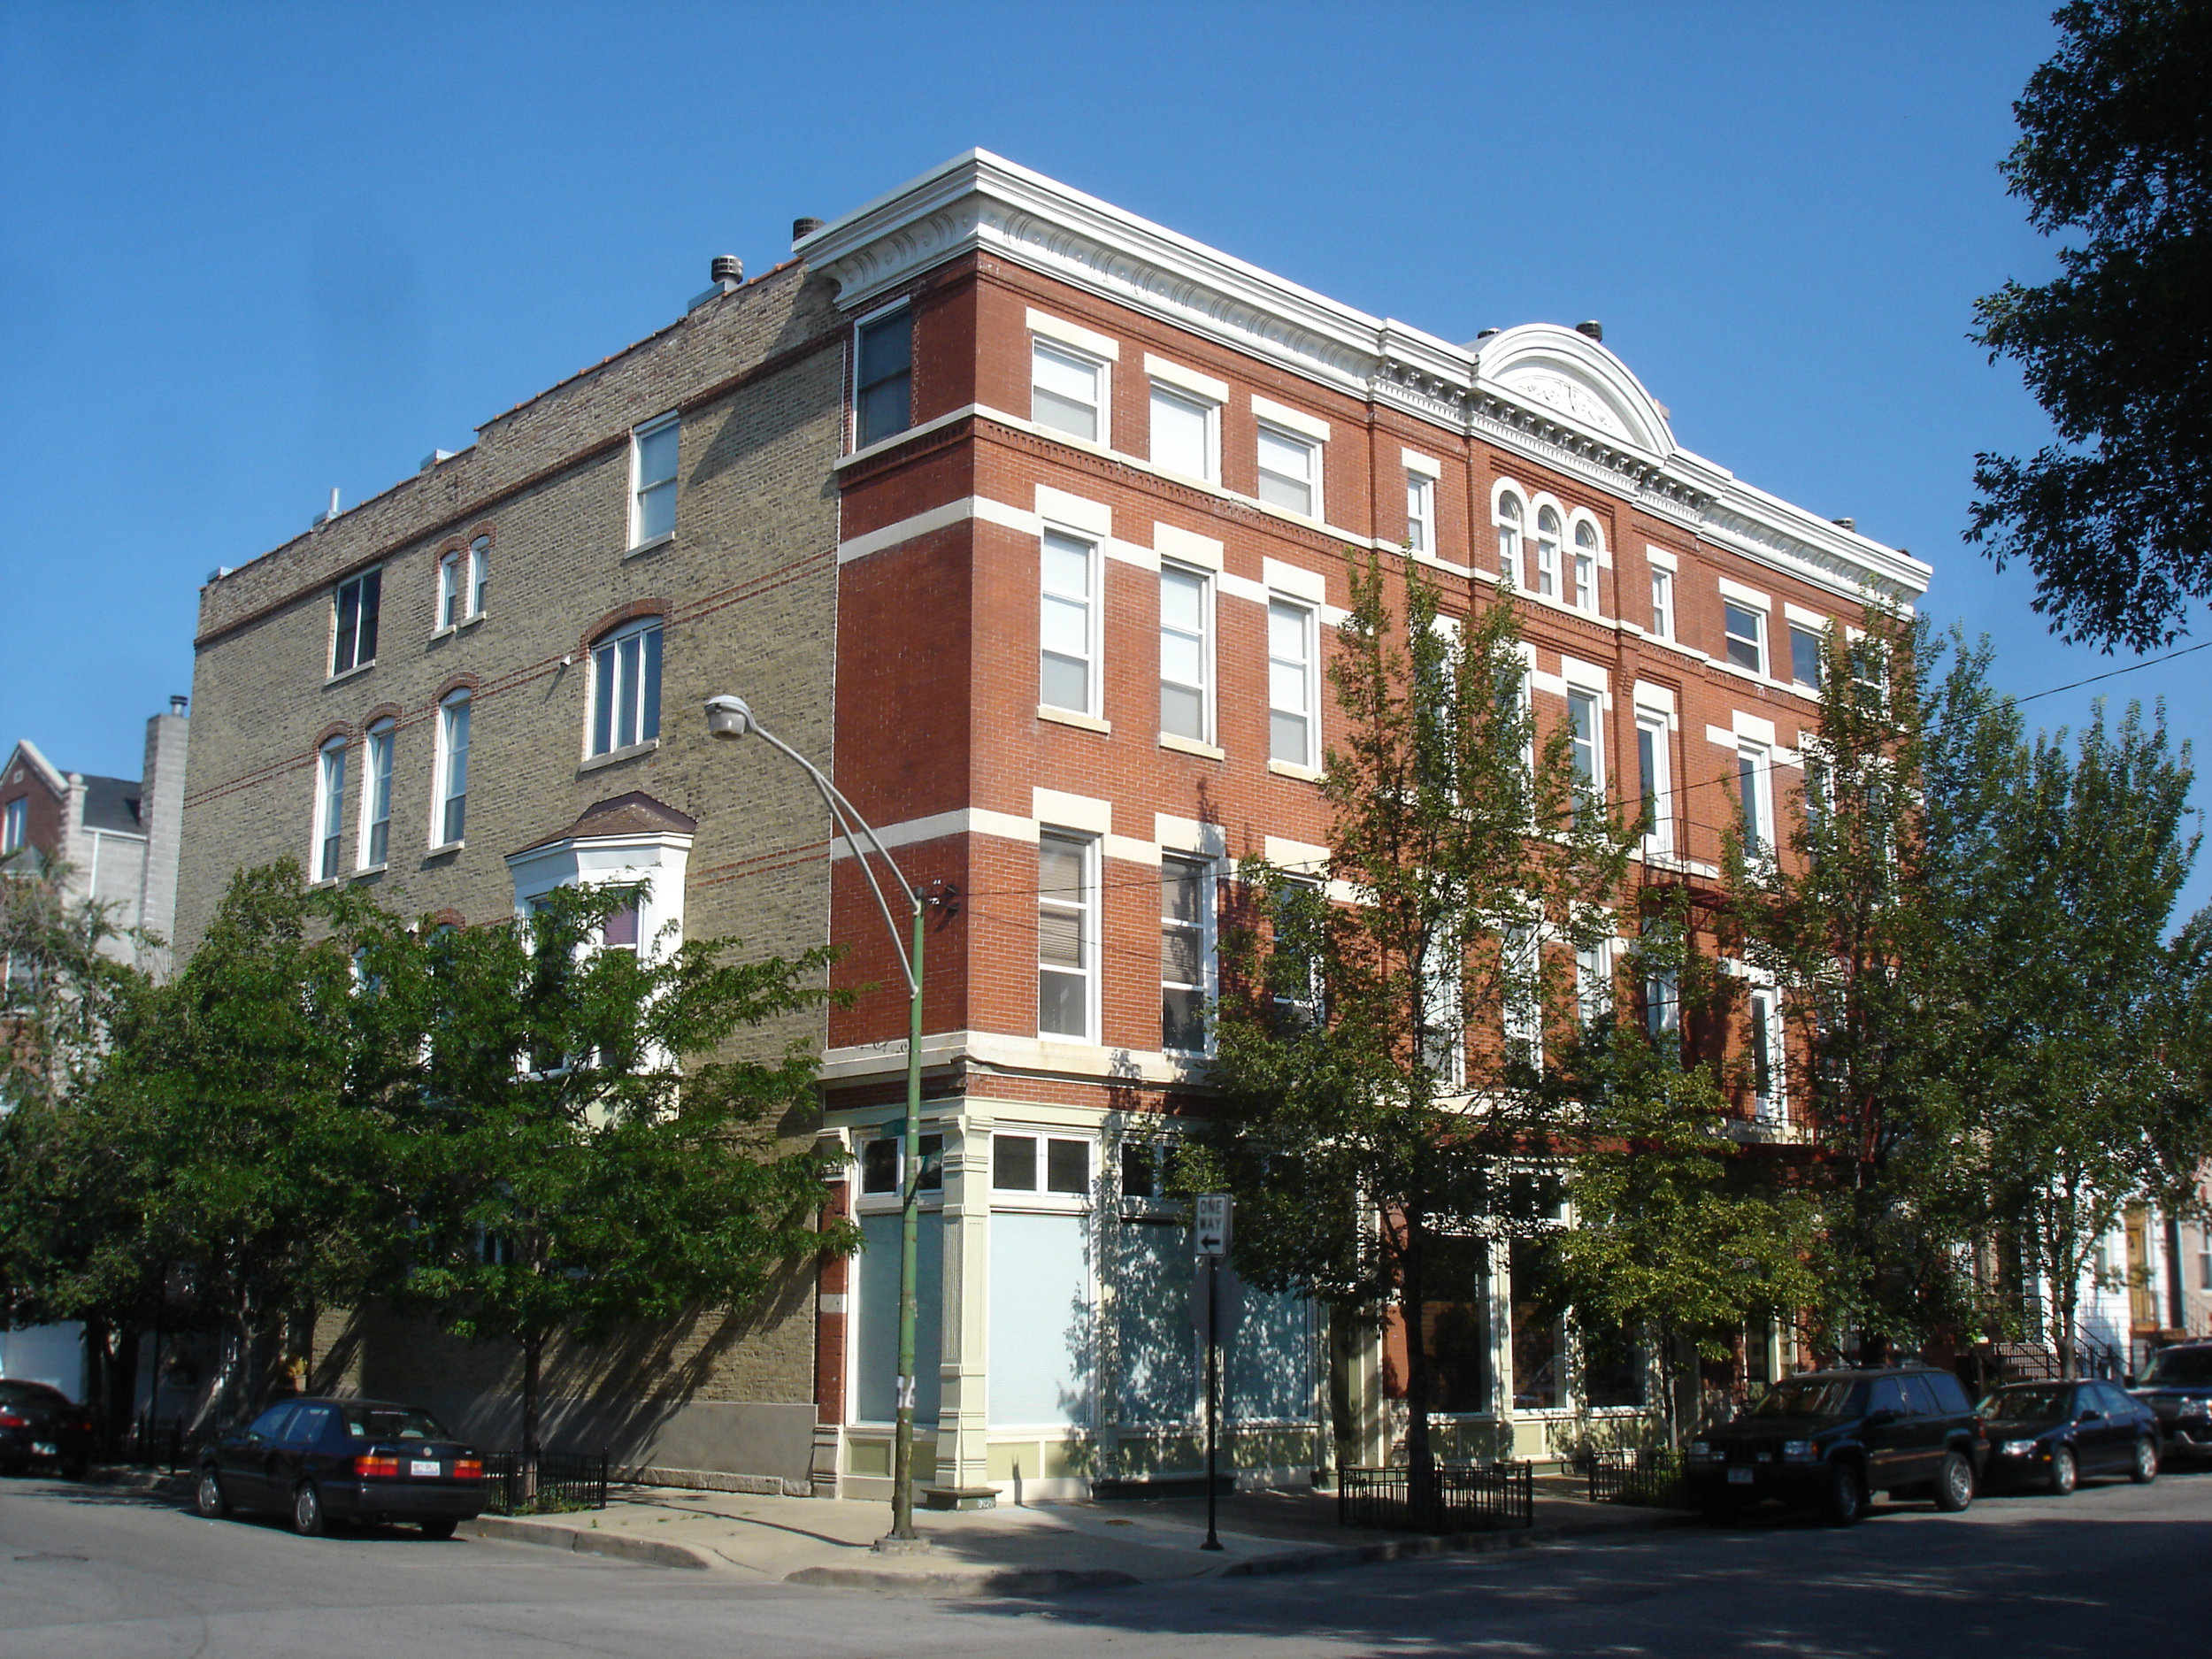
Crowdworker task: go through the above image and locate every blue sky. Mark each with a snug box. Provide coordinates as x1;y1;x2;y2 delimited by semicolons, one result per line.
3;3;2202;915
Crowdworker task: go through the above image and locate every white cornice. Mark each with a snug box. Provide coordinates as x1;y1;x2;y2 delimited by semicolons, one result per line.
801;150;1932;604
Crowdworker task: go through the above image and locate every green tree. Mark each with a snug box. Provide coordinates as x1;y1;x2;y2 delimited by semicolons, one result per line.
370;882;857;1491
1940;703;2199;1374
1969;0;2212;649
1187;552;1636;1508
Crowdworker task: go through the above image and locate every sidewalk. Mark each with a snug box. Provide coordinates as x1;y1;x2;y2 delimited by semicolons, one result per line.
457;1475;1695;1594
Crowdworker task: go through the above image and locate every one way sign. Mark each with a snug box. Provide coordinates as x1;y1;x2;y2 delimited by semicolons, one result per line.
1194;1194;1232;1257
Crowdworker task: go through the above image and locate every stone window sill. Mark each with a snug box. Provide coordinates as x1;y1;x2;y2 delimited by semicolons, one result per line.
1158;732;1224;761
625;532;676;561
1268;757;1323;782
1038;706;1110;735
580;738;660;773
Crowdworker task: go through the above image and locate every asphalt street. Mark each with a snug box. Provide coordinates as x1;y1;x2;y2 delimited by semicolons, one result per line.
4;1466;2207;1657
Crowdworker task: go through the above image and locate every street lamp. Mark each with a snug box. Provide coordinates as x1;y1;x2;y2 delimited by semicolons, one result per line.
705;693;931;1552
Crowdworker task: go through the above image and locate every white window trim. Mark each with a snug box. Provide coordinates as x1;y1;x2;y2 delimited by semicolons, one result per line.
433;691;471;850
1158;558;1215;748
331;567;380;678
1267;593;1321;770
1148;378;1219;484
1249;394;1330;442
627;411;680;551
1736;741;1774;856
1567;511;1605;614
1040;526;1103;719
1492;480;1528;585
1025;307;1119;362
1723;599;1769;678
1748;984;1787;1125
1030;336;1111;449
1634;707;1673;856
1037;830;1101;1045
1161;853;1217;1056
588;617;665;759
0;798;23;856
1530;498;1565;600
1143;351;1225;402
1406;469;1437;556
311;738;347;883
1255;419;1324;522
1648;565;1676;641
1565;682;1604;807
357;720;394;871
988;1126;1097;1213
849;298;914;455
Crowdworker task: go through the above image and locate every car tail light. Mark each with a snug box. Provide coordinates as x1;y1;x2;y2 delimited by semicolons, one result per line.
0;1414;27;1430
355;1455;401;1479
454;1457;484;1480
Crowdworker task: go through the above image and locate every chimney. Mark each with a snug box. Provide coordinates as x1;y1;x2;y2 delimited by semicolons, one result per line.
138;700;190;979
793;217;826;249
1575;320;1604;342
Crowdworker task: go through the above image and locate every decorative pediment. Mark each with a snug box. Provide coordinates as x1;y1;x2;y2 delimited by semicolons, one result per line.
1474;326;1674;460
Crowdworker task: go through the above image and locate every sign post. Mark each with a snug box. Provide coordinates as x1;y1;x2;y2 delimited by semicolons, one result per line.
1195;1194;1232;1552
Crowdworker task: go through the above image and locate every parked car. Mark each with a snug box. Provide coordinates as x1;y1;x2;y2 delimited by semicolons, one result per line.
1684;1366;1988;1526
2130;1340;2212;1463
0;1379;96;1479
1978;1379;2158;1493
195;1396;489;1538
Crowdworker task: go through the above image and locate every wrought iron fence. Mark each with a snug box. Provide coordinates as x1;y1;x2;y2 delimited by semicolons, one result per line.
1586;1448;1694;1509
481;1449;610;1516
101;1415;195;1472
1337;1461;1533;1534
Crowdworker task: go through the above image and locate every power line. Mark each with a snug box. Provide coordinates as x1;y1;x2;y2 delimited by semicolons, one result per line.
2014;637;2212;705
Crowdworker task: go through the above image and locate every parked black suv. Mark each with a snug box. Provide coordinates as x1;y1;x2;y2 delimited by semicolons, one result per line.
1685;1366;1988;1525
2131;1340;2212;1463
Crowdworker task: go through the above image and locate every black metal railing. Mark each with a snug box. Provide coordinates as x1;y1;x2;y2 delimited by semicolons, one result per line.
101;1415;195;1471
1337;1461;1533;1534
481;1449;610;1516
1586;1447;1694;1509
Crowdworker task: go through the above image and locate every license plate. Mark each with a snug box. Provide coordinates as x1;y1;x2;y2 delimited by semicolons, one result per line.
1726;1467;1755;1485
410;1459;442;1478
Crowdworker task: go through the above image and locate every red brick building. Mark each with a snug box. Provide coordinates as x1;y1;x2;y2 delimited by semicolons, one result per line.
177;151;1926;1498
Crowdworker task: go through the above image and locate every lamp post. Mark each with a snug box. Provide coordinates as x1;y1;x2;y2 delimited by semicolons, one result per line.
706;693;929;1550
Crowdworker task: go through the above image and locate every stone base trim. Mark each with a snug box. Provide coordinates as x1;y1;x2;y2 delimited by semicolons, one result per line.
617;1463;813;1498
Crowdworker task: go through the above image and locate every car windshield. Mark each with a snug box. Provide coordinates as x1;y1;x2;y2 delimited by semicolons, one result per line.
1749;1378;1864;1419
340;1406;448;1441
1981;1386;2070;1420
2142;1348;2212;1386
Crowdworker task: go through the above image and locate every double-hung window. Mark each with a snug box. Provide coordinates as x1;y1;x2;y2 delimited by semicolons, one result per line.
1724;601;1767;675
1271;874;1325;1033
1576;942;1612;1028
1566;688;1601;826
1418;930;1464;1088
1737;741;1771;855
359;720;394;868
1268;597;1317;767
1160;856;1213;1053
1256;422;1320;518
1;797;23;855
853;307;913;449
1495;491;1525;582
1644;964;1680;1041
1748;987;1786;1124
1502;927;1542;1064
1533;507;1562;598
1040;530;1098;716
1032;339;1107;443
1571;522;1600;611
434;691;470;848
630;413;680;547
332;569;380;676
313;738;347;881
1150;381;1216;480
1037;833;1095;1041
1649;565;1675;641
1158;563;1211;743
1635;710;1671;854
1406;471;1436;555
1788;622;1824;691
591;618;664;756
439;537;489;629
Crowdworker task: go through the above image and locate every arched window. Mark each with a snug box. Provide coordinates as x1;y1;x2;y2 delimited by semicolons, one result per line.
590;618;664;757
438;536;489;630
1535;507;1562;599
1572;520;1601;612
1494;491;1524;584
313;737;347;881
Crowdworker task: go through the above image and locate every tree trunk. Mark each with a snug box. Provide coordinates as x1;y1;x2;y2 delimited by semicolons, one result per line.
522;1332;543;1505
1400;1209;1434;1521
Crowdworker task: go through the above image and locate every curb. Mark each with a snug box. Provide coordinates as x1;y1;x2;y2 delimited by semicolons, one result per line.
85;1468;189;1499
783;1564;1140;1596
458;1513;714;1571
1219;1509;1700;1578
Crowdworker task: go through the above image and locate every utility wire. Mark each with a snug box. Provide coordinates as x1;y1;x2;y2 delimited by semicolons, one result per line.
2013;637;2212;705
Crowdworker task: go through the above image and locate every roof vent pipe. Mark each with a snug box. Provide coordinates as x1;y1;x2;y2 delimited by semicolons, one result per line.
710;255;743;286
1832;518;1855;532
1575;320;1604;342
792;217;825;248
170;695;188;717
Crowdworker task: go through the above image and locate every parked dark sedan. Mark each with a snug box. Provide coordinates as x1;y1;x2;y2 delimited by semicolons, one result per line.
196;1396;488;1537
2131;1340;2212;1463
0;1379;95;1479
1978;1379;2158;1493
1684;1366;1988;1525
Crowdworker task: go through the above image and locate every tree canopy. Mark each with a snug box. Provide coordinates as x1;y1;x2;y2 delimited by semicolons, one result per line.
1970;0;2212;649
